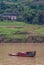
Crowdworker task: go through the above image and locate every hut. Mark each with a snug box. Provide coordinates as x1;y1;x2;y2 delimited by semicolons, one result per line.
0;13;17;21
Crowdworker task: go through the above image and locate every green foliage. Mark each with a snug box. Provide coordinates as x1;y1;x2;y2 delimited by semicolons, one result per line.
0;0;44;24
0;21;44;42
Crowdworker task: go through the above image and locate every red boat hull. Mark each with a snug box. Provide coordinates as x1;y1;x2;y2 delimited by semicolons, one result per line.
9;51;36;57
17;52;26;57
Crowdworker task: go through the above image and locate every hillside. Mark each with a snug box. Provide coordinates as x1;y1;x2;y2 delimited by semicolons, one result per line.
0;21;44;43
0;0;44;24
0;0;44;43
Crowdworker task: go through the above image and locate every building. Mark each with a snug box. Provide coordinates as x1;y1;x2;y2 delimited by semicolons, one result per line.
0;13;17;21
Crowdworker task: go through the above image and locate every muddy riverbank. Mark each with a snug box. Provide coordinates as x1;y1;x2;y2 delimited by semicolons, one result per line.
0;34;44;43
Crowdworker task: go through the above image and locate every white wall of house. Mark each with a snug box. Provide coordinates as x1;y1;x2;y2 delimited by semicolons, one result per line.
2;16;17;20
11;16;17;20
13;16;17;20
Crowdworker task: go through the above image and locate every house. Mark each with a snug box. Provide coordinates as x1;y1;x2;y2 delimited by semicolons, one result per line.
0;13;17;21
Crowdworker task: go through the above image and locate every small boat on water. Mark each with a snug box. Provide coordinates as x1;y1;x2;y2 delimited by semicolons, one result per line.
8;51;36;57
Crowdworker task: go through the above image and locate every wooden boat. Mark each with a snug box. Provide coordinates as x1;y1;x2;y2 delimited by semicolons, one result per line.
8;51;36;57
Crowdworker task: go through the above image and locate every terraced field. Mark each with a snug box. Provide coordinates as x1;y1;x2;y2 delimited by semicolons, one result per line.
0;21;44;43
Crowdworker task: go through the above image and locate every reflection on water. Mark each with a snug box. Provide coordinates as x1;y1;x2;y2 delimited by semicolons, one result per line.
0;43;44;65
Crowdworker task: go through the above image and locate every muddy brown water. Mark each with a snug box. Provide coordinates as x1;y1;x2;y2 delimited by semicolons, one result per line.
0;43;44;65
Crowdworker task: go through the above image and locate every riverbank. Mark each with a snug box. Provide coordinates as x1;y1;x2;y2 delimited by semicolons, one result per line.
0;21;44;43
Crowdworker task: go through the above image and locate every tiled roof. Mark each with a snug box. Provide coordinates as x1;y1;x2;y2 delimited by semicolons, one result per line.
0;13;17;16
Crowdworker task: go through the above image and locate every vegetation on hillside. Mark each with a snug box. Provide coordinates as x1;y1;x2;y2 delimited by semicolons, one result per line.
0;21;44;43
0;0;44;24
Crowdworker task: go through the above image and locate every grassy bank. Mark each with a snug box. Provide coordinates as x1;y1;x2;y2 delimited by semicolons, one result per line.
0;21;44;43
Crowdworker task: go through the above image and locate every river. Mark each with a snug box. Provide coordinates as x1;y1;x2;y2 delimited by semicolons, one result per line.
0;43;44;65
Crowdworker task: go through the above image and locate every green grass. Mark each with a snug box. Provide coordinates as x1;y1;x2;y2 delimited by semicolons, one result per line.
0;21;26;26
35;27;44;35
0;21;39;26
0;21;44;42
0;27;20;34
0;21;44;35
0;27;27;40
